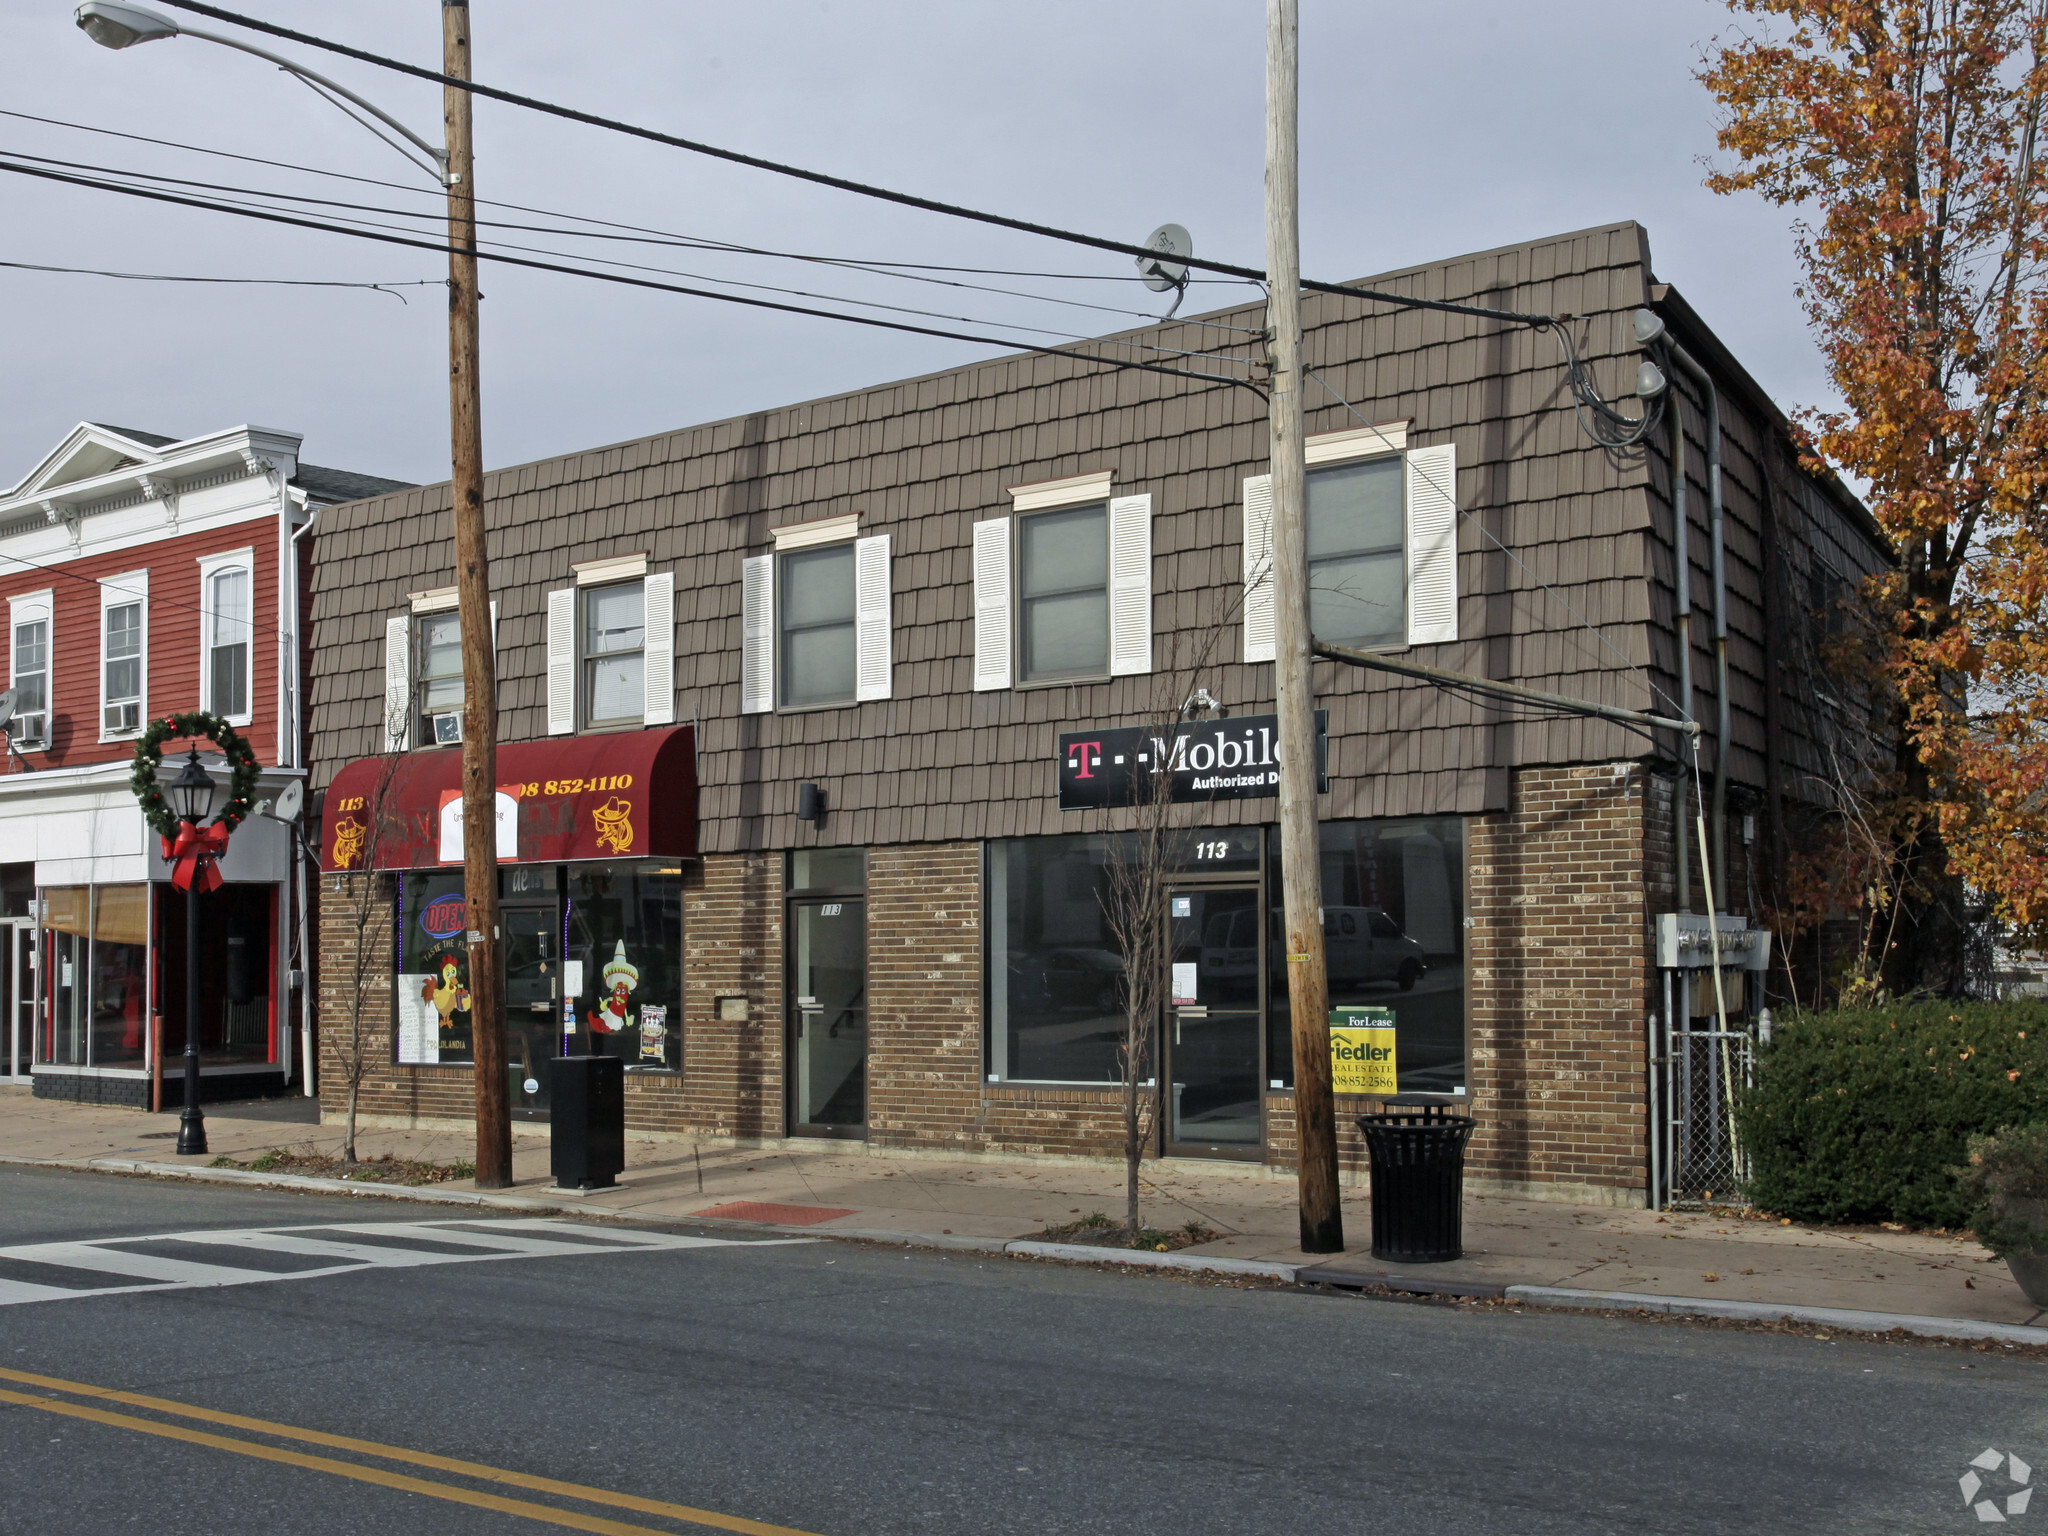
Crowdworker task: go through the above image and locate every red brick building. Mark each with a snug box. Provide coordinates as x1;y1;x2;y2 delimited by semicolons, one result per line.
305;224;1887;1205
0;423;408;1104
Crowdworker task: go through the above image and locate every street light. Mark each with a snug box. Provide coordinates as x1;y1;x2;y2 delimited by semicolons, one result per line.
77;0;512;1186
74;2;449;182
168;748;215;1156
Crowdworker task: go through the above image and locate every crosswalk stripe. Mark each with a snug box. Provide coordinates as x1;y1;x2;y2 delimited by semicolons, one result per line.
0;1218;806;1307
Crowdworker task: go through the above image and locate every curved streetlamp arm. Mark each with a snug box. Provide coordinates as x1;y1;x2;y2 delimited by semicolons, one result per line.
178;23;448;181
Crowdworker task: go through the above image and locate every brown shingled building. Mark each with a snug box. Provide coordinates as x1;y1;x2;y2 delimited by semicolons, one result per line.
306;222;1888;1207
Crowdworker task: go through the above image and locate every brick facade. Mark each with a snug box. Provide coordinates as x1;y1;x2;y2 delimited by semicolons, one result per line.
319;768;1692;1206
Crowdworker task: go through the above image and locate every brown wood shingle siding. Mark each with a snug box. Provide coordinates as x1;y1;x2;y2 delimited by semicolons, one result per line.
307;222;1886;854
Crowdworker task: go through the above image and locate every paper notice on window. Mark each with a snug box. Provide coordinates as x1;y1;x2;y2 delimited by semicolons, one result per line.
563;960;584;999
1171;962;1198;1006
396;976;439;1064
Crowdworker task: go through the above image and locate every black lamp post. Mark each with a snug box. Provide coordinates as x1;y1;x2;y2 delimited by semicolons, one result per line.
169;748;215;1156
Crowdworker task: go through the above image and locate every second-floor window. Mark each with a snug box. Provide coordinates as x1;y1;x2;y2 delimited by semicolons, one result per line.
1306;456;1405;649
416;610;463;744
102;599;143;736
583;580;645;728
778;544;857;708
1017;502;1109;683
9;616;48;747
204;561;253;721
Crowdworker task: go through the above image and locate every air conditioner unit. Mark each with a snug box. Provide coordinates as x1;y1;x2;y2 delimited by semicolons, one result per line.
104;701;140;735
10;713;46;748
432;711;463;745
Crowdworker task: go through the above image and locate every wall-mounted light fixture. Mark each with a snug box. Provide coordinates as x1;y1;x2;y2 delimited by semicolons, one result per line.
796;783;825;824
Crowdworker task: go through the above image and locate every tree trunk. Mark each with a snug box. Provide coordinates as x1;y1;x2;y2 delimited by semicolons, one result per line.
344;1073;360;1164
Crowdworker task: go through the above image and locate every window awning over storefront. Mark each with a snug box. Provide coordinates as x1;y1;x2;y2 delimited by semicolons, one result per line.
320;727;696;872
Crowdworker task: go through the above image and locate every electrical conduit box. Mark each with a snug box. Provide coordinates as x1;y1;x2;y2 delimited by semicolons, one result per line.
1654;913;1770;971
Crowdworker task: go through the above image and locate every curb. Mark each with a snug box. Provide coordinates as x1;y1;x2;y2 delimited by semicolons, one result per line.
1501;1285;2048;1347
12;1153;2046;1343
1002;1239;1300;1280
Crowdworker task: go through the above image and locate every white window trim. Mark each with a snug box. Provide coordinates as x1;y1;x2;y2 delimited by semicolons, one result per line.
98;569;149;742
1305;419;1409;465
197;547;256;726
771;513;859;551
7;588;54;749
408;585;458;614
573;552;649;587
1007;469;1113;513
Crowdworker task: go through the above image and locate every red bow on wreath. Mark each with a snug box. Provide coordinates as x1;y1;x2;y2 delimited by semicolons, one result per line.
161;822;232;893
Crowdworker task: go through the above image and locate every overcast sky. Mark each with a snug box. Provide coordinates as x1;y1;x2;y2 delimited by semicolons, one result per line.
0;0;1817;488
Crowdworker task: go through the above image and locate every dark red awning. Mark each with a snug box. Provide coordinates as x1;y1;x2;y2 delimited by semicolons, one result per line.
320;727;696;872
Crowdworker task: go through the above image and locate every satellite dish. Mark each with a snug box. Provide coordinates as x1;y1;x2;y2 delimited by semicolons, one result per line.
268;779;305;823
1136;223;1192;293
0;686;15;732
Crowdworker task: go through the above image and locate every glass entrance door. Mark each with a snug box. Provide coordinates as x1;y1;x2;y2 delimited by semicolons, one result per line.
788;898;866;1136
503;902;561;1119
1165;886;1264;1156
1;923;29;1078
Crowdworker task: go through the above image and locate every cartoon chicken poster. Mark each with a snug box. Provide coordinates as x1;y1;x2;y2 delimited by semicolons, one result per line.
587;941;638;1035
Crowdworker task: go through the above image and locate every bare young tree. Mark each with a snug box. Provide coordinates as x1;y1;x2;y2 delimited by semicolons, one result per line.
326;701;408;1163
1093;619;1240;1245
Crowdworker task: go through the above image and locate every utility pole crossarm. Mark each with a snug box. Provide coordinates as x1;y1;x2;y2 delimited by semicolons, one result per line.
1312;642;1702;740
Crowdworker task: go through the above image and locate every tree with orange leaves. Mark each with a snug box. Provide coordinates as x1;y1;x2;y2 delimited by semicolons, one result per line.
1703;1;2048;985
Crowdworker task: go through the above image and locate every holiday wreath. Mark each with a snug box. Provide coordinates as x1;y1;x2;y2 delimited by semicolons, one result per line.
129;710;261;839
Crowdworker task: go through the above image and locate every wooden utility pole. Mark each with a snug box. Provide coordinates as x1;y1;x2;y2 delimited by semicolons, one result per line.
1267;0;1342;1253
444;0;509;1188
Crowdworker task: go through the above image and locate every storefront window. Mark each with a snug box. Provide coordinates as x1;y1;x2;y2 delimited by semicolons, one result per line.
985;833;1130;1085
40;886;89;1065
35;884;155;1069
397;870;475;1064
1267;818;1466;1095
157;884;275;1064
565;863;682;1070
90;885;148;1068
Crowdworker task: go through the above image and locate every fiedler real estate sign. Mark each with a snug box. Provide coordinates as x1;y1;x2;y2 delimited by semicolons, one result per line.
1328;1005;1397;1096
1057;711;1326;811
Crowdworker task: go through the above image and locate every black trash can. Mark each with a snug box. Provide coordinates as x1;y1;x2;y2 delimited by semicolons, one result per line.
1357;1098;1475;1264
550;1055;624;1191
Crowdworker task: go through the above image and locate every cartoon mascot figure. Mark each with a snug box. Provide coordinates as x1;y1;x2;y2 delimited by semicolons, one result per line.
588;941;638;1034
421;955;470;1021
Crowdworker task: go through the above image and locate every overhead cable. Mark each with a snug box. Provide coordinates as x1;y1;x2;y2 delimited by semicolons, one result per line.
0;156;1265;398
2;147;1260;370
148;0;1552;329
0;258;430;298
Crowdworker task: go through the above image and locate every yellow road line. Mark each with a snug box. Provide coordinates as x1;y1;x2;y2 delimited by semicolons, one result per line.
0;1367;822;1536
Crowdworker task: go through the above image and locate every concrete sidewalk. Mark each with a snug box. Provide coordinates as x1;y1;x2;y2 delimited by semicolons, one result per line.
4;1085;2043;1342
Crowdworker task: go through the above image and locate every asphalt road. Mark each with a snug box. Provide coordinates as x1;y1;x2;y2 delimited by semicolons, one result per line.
0;1164;2041;1536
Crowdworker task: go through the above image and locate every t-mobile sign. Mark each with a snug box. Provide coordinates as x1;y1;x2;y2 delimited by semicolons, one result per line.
1057;711;1326;810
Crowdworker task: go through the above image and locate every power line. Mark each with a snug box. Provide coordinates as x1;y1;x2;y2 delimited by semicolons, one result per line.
2;147;1261;371
149;0;1553;330
0;107;1252;296
0;156;1266;398
0;258;432;299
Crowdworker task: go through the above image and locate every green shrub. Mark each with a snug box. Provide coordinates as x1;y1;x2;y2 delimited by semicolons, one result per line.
1955;1123;2048;1257
1737;999;2048;1226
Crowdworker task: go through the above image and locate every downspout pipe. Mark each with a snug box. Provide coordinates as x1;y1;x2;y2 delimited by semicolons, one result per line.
288;502;319;1097
1666;358;1694;914
1661;340;1728;913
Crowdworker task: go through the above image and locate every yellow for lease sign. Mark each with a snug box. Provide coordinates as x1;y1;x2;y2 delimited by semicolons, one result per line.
1328;1006;1397;1095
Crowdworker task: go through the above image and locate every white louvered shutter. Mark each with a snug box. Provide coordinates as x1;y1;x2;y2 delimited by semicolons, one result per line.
972;517;1012;691
642;572;675;725
382;615;409;752
741;554;774;714
1241;474;1276;663
854;535;892;702
1107;493;1153;676
1405;443;1459;646
545;587;576;735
